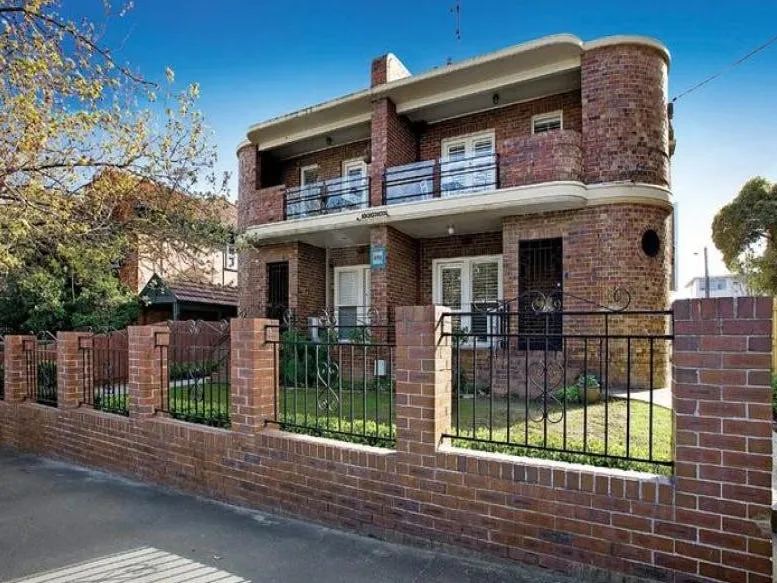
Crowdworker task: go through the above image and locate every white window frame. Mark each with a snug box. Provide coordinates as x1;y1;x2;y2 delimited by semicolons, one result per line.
440;130;496;159
224;243;237;272
439;130;496;197
333;264;371;341
432;255;503;344
300;164;320;186
531;110;563;135
341;158;367;178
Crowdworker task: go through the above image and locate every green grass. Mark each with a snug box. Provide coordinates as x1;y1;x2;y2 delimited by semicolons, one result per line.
278;386;394;447
279;384;673;474
166;382;231;428
451;397;673;475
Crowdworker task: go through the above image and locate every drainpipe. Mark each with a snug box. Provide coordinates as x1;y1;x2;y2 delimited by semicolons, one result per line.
325;247;331;311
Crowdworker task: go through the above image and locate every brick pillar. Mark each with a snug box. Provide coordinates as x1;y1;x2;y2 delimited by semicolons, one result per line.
370;98;417;208
672;297;773;583
394;306;452;471
56;332;91;409
230;318;279;434
128;326;168;419
3;335;34;402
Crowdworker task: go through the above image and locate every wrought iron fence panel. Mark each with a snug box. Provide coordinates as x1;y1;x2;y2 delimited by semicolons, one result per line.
0;335;4;400
80;329;129;415
442;289;674;472
269;308;395;447
159;320;231;428
24;332;57;407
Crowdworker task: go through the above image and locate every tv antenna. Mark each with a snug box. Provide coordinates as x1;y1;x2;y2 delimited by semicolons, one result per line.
447;0;461;65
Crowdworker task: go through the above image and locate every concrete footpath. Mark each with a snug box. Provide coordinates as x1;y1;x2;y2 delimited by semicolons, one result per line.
0;448;581;583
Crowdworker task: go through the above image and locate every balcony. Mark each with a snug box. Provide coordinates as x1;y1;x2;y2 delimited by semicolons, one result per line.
285;175;370;220
383;152;499;205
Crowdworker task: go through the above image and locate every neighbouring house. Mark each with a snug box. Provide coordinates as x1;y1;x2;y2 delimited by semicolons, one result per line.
120;199;239;323
236;34;674;386
685;274;752;299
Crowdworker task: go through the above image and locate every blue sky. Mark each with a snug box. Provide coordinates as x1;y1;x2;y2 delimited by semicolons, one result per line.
80;1;777;294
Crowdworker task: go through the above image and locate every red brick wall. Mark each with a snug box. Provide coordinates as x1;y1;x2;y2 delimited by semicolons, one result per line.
418;91;582;162
581;44;670;186
501;130;582;187
0;298;774;583
280;141;370;188
370;99;417;206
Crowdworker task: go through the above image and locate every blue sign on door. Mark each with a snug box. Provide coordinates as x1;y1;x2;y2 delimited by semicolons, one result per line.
370;245;387;269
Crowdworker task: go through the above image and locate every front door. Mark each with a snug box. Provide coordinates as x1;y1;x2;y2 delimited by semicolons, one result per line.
518;238;563;350
267;262;289;325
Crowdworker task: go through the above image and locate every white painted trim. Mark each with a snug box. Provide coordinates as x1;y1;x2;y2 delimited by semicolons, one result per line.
341;158;368;178
531;110;563;135
243;182;673;243
440;130;496;158
300;164;319;186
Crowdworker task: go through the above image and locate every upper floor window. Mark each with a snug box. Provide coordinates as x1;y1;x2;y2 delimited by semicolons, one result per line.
224;243;237;271
440;131;497;196
532;111;563;134
300;164;319;186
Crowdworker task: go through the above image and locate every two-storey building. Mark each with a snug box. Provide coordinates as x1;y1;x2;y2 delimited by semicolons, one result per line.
237;34;673;349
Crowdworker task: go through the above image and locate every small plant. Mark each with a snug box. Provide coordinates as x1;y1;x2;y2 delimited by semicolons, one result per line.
453;376;490;397
771;374;777;421
169;361;219;382
576;373;600;390
555;384;582;404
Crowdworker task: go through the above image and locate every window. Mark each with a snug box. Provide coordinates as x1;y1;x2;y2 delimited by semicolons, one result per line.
300;164;319;186
334;265;371;340
532;111;563;134
440;131;497;196
224;244;237;271
433;256;502;342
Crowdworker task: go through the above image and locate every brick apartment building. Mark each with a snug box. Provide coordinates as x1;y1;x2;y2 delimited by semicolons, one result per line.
236;34;673;352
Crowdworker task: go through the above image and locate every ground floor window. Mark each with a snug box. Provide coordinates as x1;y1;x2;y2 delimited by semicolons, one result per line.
433;255;502;342
334;265;371;340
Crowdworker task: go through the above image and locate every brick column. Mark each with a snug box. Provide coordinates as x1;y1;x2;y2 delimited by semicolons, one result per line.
230;318;279;434
56;332;91;409
394;306;451;471
672;297;773;583
3;335;34;402
128;326;168;419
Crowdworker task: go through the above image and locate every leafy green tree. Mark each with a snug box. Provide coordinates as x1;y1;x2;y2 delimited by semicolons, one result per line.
712;177;777;295
0;1;231;332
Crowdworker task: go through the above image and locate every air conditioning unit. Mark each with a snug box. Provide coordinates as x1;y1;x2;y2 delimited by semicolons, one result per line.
374;359;386;377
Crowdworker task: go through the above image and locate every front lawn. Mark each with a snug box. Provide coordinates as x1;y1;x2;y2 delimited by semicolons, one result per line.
277;385;673;474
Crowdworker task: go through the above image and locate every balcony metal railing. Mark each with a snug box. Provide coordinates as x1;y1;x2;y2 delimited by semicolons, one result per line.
285;176;370;220
383;152;499;205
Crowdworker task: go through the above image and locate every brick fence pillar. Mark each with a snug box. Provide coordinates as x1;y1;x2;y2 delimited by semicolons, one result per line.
128;326;168;419
3;335;34;403
230;318;279;434
56;332;91;409
673;297;773;583
394;306;451;472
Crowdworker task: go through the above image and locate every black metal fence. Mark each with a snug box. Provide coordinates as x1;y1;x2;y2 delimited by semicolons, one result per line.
268;308;396;447
158;320;231;428
23;333;57;407
383;152;498;205
441;291;673;472
80;330;129;415
285;176;369;219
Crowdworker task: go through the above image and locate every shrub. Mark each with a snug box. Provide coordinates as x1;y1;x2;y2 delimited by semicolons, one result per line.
37;361;57;390
771;374;777;420
453;376;490;396
555;384;582;404
169;361;219;381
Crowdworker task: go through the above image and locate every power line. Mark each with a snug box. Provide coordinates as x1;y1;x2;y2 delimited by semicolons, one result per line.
672;33;777;102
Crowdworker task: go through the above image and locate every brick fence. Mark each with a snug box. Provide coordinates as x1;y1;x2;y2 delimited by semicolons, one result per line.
0;298;773;583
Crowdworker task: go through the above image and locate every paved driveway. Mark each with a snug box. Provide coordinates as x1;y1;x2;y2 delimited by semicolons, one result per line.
0;448;581;583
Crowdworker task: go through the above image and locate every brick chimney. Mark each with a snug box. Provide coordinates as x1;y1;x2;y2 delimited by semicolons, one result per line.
370;53;411;87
